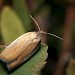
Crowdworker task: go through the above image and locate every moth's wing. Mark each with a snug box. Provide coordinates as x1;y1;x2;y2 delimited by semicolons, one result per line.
7;39;41;70
0;32;40;64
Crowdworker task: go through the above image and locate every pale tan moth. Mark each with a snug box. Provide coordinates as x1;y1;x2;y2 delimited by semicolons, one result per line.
0;15;63;71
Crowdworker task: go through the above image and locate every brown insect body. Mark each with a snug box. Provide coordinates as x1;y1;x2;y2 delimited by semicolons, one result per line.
0;32;41;70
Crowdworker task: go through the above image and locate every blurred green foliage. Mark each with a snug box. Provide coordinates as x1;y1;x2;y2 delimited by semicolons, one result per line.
12;0;33;31
1;6;25;43
1;0;34;44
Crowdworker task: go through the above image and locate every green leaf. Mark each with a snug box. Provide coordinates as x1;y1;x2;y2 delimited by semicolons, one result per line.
0;43;48;75
1;6;25;44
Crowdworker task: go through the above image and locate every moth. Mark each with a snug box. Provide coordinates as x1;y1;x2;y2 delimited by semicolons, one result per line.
0;15;63;71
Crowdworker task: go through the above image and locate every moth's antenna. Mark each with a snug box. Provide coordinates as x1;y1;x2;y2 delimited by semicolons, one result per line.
40;31;63;40
30;15;41;31
30;15;63;40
